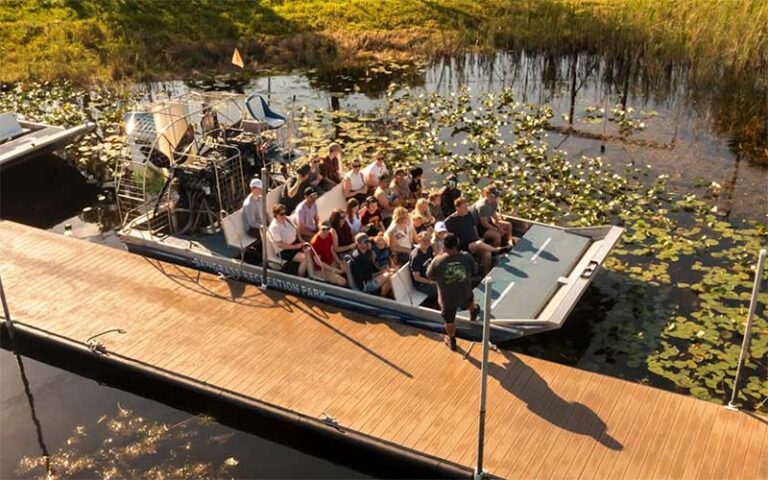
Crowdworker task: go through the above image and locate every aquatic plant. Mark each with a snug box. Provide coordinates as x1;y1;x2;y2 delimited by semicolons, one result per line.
16;404;239;479
295;86;767;411
0;82;134;181
2;75;764;410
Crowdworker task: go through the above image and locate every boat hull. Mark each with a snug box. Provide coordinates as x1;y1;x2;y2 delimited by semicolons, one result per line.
122;236;525;344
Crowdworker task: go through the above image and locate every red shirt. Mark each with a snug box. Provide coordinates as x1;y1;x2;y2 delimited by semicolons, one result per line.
310;232;335;270
360;207;382;228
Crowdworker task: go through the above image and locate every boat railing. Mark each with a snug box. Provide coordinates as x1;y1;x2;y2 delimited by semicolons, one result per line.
726;248;766;411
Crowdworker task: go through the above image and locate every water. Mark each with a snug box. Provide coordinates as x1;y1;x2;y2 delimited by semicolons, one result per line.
1;337;457;479
1;49;766;474
135;52;767;221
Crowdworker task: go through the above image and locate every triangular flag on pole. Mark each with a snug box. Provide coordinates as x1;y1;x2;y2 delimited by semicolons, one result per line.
231;48;244;69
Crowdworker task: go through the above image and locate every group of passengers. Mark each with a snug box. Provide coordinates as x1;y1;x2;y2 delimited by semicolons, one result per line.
242;143;516;328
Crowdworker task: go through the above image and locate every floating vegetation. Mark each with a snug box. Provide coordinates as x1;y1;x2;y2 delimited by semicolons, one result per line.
16;405;239;479
0;82;134;182
296;86;767;411
2;77;765;410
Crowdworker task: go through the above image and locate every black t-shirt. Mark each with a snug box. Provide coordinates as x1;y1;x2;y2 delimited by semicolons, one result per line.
279;177;309;214
426;251;478;309
409;178;422;195
440;187;461;217
444;212;480;250
350;248;380;289
409;246;434;282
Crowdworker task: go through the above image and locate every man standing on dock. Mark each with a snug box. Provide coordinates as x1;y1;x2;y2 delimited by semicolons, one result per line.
427;233;480;351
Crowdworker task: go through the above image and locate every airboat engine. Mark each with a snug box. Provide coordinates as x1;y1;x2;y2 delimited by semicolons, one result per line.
115;92;290;236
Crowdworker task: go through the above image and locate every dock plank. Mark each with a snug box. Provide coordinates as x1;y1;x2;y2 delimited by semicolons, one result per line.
1;220;766;479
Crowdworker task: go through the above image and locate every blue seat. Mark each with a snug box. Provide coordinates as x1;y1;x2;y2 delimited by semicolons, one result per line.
245;94;286;129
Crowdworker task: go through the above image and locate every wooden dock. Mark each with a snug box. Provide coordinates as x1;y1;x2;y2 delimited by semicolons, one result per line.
1;220;766;479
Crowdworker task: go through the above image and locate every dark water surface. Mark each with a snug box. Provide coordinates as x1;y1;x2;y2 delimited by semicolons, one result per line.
2;338;457;479
0;347;372;478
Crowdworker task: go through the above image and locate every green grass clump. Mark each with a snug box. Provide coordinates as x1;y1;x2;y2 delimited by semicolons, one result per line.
1;0;766;83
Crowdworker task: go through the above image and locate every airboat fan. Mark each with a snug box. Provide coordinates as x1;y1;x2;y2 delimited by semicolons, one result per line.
115;92;294;237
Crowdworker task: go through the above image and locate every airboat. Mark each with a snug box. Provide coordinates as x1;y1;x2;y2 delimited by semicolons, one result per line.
0;112;95;167
114;92;623;344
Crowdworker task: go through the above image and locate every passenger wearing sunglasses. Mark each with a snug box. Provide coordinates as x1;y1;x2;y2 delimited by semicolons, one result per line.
342;159;368;202
268;204;308;276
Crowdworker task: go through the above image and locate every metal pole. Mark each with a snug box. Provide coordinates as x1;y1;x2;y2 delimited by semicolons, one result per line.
475;277;493;480
726;249;766;411
0;275;16;343
260;166;269;289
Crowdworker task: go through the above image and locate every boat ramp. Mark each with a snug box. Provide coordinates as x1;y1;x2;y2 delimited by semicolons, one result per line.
1;221;766;479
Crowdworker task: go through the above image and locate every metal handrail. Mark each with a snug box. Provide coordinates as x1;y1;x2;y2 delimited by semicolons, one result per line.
475;277;493;480
726;248;766;411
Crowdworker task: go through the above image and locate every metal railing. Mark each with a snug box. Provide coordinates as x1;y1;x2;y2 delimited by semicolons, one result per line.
726;248;767;411
475;277;493;480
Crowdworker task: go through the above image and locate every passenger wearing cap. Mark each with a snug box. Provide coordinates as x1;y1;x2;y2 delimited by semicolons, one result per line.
349;232;393;297
309;221;347;286
242;177;263;237
432;221;448;255
471;185;513;247
294;187;320;241
439;174;462;217
342;158;368;202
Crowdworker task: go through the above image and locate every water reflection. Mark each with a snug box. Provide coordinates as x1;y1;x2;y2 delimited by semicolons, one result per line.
1;347;381;479
130;51;765;220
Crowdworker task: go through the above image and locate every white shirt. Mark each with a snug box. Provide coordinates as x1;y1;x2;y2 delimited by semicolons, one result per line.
347;214;362;234
386;222;415;250
344;169;366;191
362;161;388;183
268;218;298;251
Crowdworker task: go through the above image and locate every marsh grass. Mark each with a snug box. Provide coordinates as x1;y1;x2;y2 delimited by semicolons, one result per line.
1;1;766;84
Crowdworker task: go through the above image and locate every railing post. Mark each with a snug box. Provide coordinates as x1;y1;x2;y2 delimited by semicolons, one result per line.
726;249;766;411
475;277;493;480
0;275;16;343
260;166;269;289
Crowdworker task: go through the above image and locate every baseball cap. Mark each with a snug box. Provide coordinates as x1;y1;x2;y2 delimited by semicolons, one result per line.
434;221;448;233
304;186;318;197
355;232;370;244
250;178;262;189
